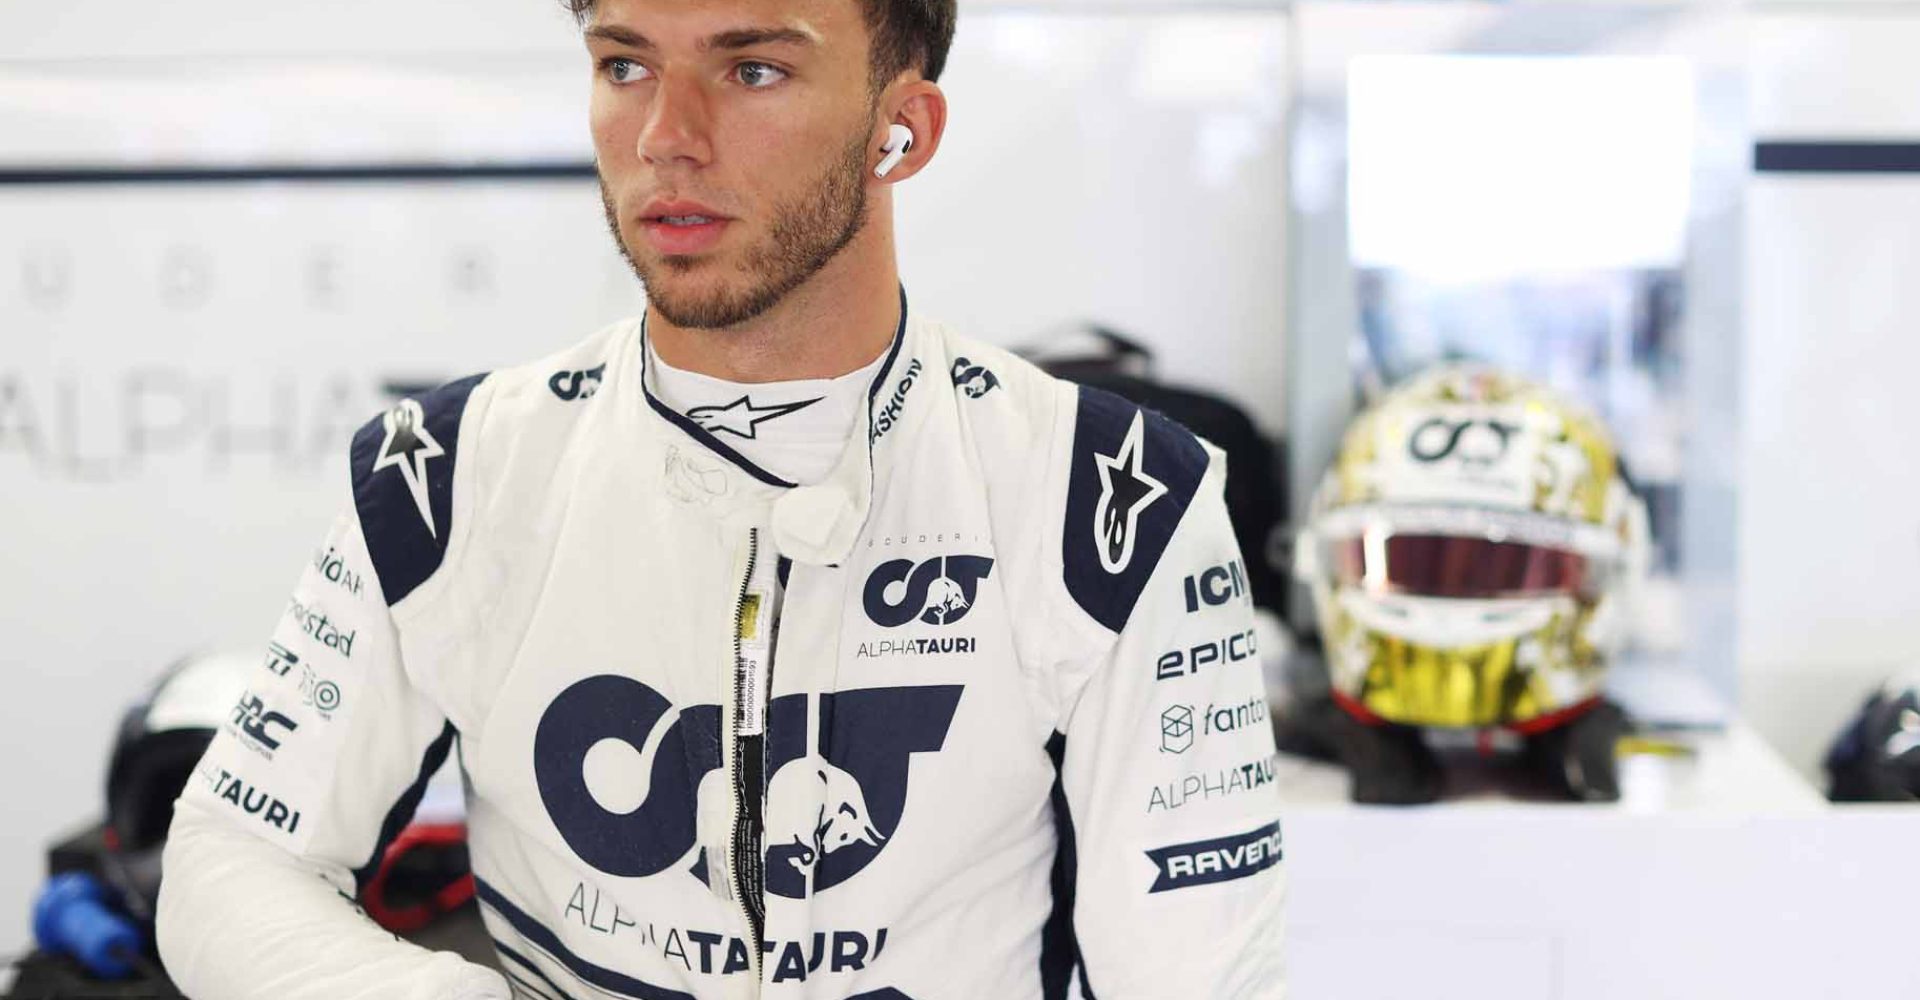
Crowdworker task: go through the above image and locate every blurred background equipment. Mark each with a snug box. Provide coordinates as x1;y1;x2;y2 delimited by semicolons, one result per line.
358;822;476;935
1826;674;1920;802
1289;365;1649;802
1289;36;1735;731
8;650;252;995
5;651;482;997
31;874;149;983
102;651;256;928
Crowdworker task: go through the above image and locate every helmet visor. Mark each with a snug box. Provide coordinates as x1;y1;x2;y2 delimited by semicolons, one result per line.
1327;533;1592;599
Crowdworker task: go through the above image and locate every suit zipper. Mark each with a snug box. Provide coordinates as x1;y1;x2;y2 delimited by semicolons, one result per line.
730;528;767;981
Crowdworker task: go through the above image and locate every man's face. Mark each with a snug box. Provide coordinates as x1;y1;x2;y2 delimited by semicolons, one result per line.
588;0;880;329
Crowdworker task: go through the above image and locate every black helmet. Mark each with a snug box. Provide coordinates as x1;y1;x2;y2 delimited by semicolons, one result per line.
1827;677;1920;802
103;650;254;921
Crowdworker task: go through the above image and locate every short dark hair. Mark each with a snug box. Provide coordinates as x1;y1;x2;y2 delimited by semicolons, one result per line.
561;0;957;87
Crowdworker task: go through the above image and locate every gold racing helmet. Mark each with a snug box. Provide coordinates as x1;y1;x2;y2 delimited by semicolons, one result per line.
1294;365;1649;730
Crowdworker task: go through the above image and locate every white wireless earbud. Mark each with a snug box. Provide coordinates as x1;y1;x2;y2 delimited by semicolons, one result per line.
874;123;915;179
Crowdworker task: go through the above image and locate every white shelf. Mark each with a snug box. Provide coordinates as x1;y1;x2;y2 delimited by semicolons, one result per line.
1281;718;1918;999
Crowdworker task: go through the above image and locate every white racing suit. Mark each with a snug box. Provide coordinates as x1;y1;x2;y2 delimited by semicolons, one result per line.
156;295;1287;999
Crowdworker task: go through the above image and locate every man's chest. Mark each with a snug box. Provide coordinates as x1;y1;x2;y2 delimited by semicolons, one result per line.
447;491;1058;912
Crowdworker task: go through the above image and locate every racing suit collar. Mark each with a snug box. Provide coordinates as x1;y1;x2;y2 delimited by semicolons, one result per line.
634;286;921;566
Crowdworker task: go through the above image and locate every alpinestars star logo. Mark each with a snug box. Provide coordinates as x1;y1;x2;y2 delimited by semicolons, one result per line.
1093;411;1168;573
687;395;822;439
371;398;445;536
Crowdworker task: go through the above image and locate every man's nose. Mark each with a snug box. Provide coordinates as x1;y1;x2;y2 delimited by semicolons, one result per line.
637;75;713;167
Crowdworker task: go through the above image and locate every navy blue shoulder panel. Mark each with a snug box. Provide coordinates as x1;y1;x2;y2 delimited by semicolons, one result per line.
1062;386;1209;633
349;373;487;606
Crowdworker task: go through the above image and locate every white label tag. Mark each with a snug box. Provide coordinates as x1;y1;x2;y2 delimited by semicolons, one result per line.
737;584;770;736
737;646;766;736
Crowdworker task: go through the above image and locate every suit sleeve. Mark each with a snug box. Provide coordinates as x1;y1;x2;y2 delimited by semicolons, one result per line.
157;384;509;1000
1053;390;1286;998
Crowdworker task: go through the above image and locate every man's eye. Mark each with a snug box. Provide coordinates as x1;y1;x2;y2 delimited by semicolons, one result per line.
600;57;651;84
734;62;788;89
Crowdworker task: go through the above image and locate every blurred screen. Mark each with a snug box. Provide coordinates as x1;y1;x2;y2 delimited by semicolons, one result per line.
1348;55;1695;275
1345;56;1695;604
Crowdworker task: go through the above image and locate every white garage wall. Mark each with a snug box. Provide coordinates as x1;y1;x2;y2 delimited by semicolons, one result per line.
0;116;641;963
0;0;1288;953
8;1;582;61
1741;8;1920;781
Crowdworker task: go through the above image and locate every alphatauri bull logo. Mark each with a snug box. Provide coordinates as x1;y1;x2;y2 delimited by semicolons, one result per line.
922;576;972;625
535;679;962;900
765;759;885;879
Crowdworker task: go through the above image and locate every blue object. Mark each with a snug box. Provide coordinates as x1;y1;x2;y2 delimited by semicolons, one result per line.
32;872;141;979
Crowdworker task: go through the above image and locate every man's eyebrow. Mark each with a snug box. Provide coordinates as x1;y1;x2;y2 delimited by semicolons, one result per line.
585;24;653;49
584;25;818;53
706;27;819;51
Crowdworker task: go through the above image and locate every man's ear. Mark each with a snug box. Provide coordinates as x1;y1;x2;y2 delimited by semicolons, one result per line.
871;81;947;184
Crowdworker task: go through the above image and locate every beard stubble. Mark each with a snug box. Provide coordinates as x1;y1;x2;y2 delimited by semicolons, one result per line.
601;126;872;330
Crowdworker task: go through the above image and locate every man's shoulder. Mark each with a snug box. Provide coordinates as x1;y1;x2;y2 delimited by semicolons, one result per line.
922;322;1072;455
477;317;641;419
344;319;638;605
925;319;1209;483
924;322;1214;635
349;317;638;480
1053;381;1214;632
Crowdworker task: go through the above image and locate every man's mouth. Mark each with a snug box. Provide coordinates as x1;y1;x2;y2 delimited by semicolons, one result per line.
639;201;732;255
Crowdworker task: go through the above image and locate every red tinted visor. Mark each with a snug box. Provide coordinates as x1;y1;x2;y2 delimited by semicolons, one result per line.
1328;534;1593;599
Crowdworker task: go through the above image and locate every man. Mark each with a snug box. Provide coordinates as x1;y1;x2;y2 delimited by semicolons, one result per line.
155;0;1287;996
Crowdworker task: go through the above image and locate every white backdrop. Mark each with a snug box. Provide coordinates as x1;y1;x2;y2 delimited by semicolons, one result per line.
0;2;1288;952
1741;9;1920;781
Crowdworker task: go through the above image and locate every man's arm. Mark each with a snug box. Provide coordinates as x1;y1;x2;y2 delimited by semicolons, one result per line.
156;508;507;1000
158;381;509;999
1052;390;1286;997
